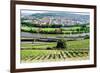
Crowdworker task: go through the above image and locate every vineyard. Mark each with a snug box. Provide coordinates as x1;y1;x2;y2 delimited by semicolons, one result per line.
20;12;90;63
21;49;89;62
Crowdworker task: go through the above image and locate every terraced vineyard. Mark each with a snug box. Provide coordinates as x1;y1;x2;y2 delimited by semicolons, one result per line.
21;49;89;63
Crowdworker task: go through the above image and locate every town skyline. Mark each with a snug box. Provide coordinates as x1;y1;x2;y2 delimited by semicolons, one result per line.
21;10;90;26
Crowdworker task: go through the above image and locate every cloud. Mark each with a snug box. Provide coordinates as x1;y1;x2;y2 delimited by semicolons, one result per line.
21;10;90;16
21;10;48;15
71;12;90;15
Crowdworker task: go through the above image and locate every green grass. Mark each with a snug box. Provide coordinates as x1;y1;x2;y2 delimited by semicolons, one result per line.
62;31;72;34
22;26;57;32
21;42;56;49
21;26;85;34
21;50;50;56
61;27;81;31
41;28;56;31
21;26;31;31
21;26;81;31
21;50;60;55
21;39;89;50
67;39;89;49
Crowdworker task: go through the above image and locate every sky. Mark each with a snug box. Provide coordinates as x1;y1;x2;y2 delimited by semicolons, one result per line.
21;10;90;16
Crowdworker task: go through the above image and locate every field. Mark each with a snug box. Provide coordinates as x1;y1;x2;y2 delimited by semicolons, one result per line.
21;39;89;50
21;50;89;62
21;39;89;62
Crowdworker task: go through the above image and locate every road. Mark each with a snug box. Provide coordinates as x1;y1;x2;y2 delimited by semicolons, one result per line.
21;32;89;39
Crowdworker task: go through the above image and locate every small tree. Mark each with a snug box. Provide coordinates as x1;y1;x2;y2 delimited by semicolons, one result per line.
56;39;66;49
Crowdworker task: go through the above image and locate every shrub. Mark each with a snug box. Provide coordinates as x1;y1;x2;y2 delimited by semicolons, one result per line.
46;47;52;50
56;39;67;49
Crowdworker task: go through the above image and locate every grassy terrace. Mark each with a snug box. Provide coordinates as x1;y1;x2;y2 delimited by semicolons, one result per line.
21;39;89;50
21;25;89;34
21;42;56;49
21;27;81;31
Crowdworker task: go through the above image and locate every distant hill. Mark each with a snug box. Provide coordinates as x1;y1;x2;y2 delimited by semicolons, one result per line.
21;11;90;24
30;12;89;22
